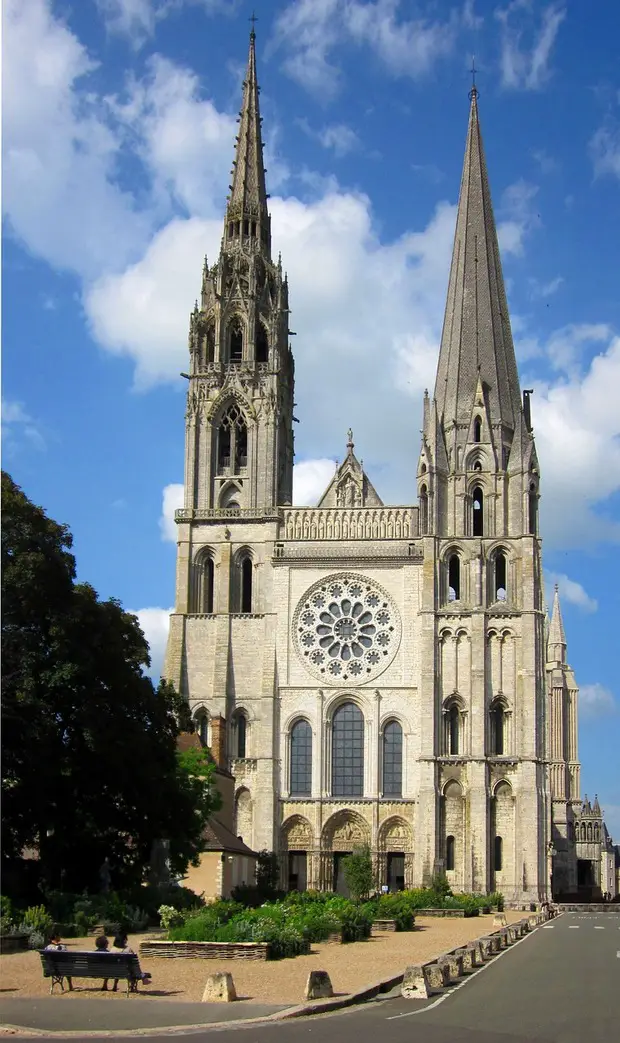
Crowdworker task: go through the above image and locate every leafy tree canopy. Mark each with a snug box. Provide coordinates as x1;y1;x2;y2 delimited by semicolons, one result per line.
1;471;220;894
342;846;375;903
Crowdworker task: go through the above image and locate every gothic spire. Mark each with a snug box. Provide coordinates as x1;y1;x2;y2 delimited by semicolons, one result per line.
433;88;522;430
226;28;269;250
548;584;567;663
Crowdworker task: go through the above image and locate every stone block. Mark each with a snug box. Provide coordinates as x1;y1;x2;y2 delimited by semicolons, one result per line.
202;972;236;1003
528;915;539;929
493;913;507;927
438;953;463;981
454;946;475;973
498;928;510;947
304;970;334;1001
469;941;484;966
401;965;430;999
423;962;450;993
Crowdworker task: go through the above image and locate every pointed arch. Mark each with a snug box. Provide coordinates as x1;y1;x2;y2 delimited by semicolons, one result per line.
233;548;254;613
228;316;244;363
473;416;482;442
234;786;252;845
448;552;461;601
491;547;508;602
191;547;215;613
472;486;484;536
289;718;312;796
232;710;249;758
219;481;242;510
419;483;429;534
256;322;269;363
528;481;538;535
205;321;215;364
331;702;364;797
216;402;248;475
193;707;210;746
382;719;403;797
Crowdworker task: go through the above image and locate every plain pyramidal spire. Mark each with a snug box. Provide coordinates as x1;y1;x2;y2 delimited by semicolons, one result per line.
227;27;269;224
548;584;567;662
433;87;522;430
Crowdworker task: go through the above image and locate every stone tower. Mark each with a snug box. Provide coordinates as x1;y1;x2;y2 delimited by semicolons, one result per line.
165;29;294;852
415;86;549;900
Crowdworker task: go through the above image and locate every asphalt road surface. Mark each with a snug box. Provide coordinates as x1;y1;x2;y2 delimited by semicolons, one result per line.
3;912;619;1041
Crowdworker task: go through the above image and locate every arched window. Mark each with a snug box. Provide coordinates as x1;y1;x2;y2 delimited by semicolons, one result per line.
419;484;428;535
192;552;214;612
494;551;507;601
448;554;460;601
528;483;538;535
217;404;247;474
235;713;247;758
472;487;483;536
240;555;253;613
332;703;364;797
290;720;312;796
494;835;503;871
256;324;269;364
446;835;455;871
448;704;460;755
491;704;505;755
382;720;403;797
474;416;482;443
205;324;215;364
229;322;243;363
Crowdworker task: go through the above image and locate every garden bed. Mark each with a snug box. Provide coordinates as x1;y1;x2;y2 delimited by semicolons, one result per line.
140;939;277;960
415;908;466;917
371;919;398;932
0;933;30;955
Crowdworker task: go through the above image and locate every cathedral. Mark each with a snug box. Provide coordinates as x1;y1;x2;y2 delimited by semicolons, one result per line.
164;30;605;904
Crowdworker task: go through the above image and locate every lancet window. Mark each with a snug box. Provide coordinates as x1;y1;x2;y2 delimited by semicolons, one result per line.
217;404;248;475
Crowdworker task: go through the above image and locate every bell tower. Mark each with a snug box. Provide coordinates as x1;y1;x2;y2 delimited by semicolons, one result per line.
184;26;294;513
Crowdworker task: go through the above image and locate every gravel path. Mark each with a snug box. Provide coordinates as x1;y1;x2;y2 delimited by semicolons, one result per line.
0;912;524;1007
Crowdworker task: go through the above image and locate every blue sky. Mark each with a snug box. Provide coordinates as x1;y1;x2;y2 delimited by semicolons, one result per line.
3;0;619;838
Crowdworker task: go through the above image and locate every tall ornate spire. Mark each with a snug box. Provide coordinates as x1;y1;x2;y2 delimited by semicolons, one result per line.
548;584;567;663
225;27;270;256
433;88;522;430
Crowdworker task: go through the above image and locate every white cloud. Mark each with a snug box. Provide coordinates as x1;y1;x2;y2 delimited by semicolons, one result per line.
497;180;540;256
160;482;184;542
545;573;598;614
130;605;173;680
579;683;618;720
293;459;337;505
95;0;230;44
299;119;361;157
529;275;563;299
590;122;620;181
1;398;46;452
273;0;459;98
3;0;151;281
496;1;565;91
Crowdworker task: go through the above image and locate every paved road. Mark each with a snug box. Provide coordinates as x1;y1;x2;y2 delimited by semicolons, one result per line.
2;913;619;1040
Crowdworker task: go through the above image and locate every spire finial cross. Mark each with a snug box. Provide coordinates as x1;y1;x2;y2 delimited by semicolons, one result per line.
249;10;258;36
469;55;478;101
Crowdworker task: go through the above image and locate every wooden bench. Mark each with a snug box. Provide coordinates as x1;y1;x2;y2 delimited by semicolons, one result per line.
39;951;146;996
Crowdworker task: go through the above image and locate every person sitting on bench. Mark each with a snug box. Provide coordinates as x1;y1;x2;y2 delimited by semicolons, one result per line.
94;934;114;991
45;933;72;990
110;933;152;991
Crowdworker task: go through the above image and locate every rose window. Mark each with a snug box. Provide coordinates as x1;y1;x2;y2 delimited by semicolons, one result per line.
293;574;401;685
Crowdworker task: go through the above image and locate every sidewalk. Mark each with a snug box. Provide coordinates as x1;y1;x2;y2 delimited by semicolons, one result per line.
0;996;289;1036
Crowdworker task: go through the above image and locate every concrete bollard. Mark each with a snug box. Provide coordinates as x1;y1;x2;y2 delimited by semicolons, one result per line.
454;947;476;974
401;965;431;999
438;953;463;982
507;925;519;943
304;970;334;1000
202;972;237;1003
469;940;484;966
478;936;494;959
493;913;507;927
528;915;539;929
498;928;511;947
424;961;451;993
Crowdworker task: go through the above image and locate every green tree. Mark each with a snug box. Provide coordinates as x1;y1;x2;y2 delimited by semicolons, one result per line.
1;472;219;893
342;846;375;902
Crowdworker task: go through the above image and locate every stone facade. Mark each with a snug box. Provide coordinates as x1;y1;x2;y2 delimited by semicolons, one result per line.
164;33;612;904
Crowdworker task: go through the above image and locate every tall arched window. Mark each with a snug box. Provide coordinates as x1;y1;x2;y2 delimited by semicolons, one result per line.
256;324;269;364
448;554;460;601
494;551;507;601
474;416;482;443
192;552;214;613
446;835;455;871
494;835;503;871
332;703;364;797
240;554;253;613
229;321;243;362
528;483;538;535
472;486;483;536
382;721;403;796
205;324;215;364
448;704;460;755
217;403;247;474
419;484;428;535
195;711;209;746
235;713;247;758
491;704;505;755
290;720;312;796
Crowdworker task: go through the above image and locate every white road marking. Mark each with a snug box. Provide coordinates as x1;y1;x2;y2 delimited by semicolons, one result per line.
568;926;580;929
542;925;555;929
385;924;551;1021
594;926;604;930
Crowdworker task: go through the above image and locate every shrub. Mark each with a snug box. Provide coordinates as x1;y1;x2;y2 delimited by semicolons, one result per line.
0;895;14;933
430;873;452;897
74;911;91;936
26;930;45;950
488;891;504;912
158;904;185;930
21;905;54;943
